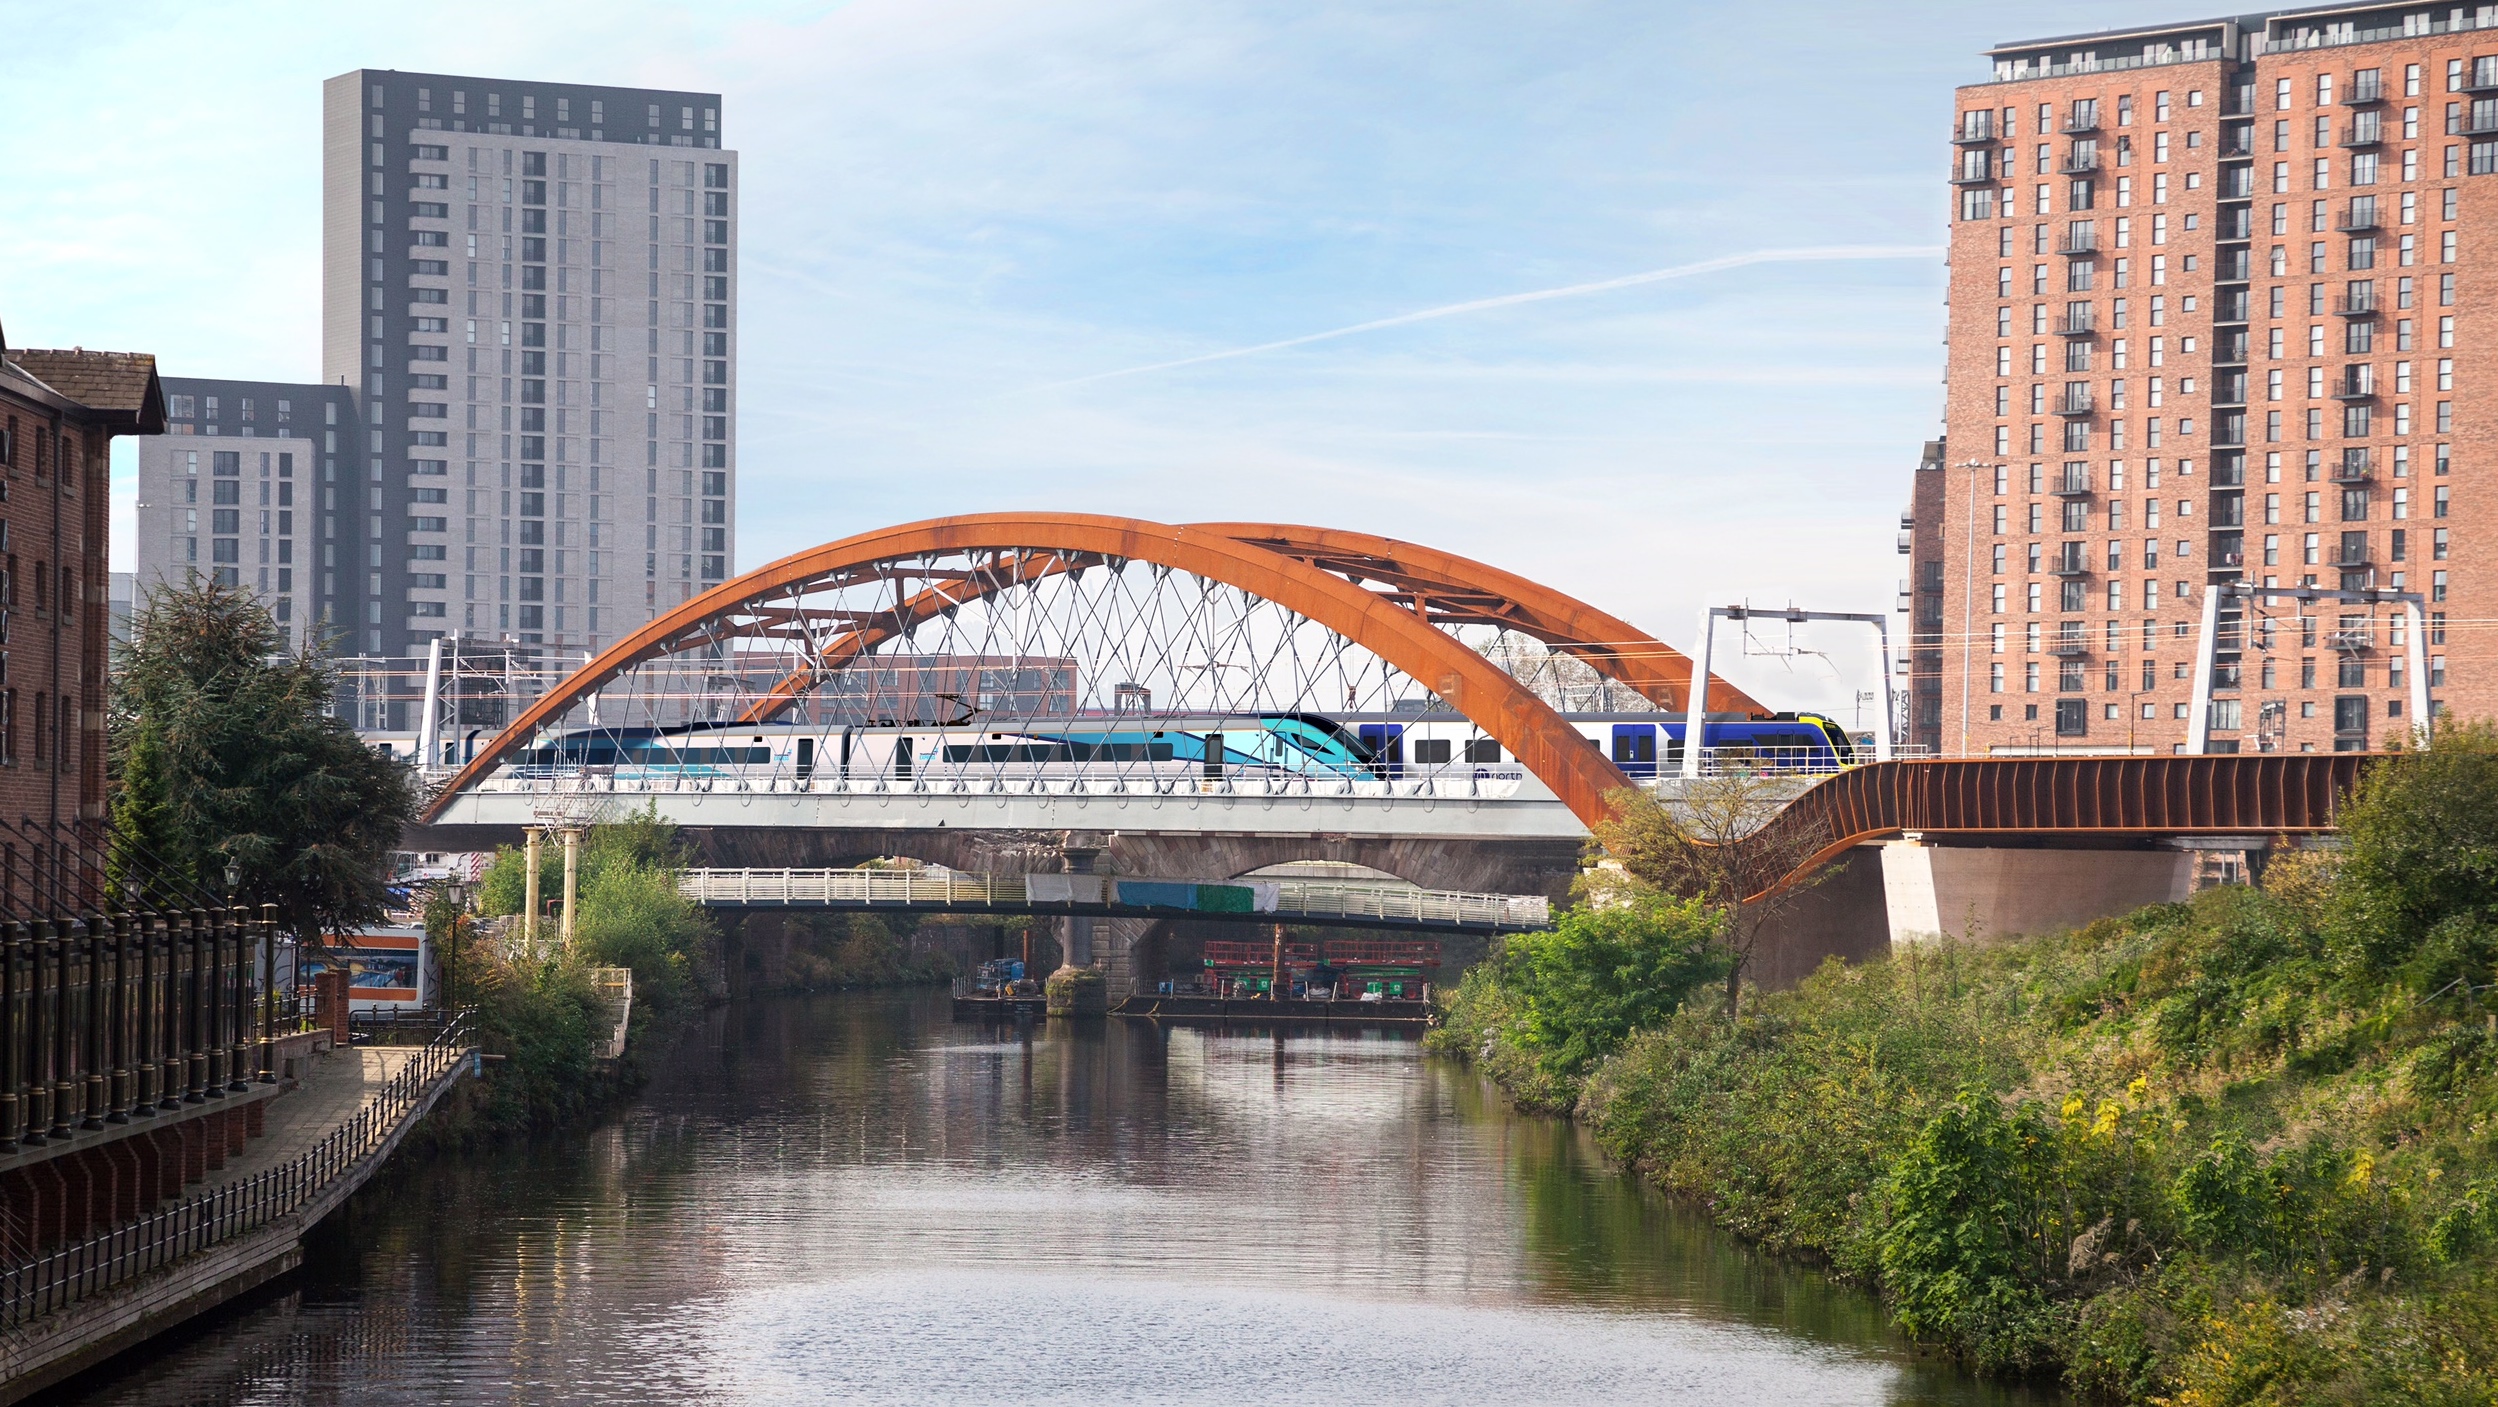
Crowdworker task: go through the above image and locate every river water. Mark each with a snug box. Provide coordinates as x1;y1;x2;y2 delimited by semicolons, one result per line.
61;992;2054;1406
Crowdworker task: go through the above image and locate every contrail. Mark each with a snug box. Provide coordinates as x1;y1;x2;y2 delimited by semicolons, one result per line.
1018;244;1943;394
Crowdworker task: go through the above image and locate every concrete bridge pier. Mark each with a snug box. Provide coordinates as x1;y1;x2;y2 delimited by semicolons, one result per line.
1745;836;2277;989
1876;837;2203;946
1047;842;1110;1017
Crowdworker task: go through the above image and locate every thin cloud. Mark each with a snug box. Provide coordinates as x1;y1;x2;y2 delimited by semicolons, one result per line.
1016;243;1943;394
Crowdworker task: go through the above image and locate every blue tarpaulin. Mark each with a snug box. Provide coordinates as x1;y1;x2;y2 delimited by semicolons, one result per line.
1115;881;1198;909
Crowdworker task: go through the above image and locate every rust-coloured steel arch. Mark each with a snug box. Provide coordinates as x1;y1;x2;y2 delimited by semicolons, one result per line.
1737;754;2368;900
727;522;1760;726
1197;524;1765;715
418;513;1637;826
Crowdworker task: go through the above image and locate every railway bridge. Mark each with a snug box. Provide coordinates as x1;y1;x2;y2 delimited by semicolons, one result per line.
412;514;2372;998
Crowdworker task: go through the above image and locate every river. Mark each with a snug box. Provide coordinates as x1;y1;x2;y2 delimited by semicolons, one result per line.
59;992;2056;1406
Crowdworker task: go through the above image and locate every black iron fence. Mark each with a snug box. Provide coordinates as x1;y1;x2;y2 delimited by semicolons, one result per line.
0;908;283;1151
0;1011;471;1328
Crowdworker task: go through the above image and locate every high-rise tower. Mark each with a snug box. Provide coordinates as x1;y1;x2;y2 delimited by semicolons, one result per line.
323;70;738;673
1921;7;2498;754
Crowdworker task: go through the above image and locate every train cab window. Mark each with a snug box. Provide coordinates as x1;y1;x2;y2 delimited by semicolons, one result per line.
1462;739;1503;763
1411;739;1452;765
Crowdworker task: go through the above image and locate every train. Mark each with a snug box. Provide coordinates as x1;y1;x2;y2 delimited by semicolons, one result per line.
508;709;1860;783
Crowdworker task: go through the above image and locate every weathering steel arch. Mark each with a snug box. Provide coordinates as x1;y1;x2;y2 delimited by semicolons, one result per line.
419;513;1678;829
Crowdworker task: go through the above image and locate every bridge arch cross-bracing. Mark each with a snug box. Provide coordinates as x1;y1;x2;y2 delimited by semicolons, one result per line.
420;513;1748;828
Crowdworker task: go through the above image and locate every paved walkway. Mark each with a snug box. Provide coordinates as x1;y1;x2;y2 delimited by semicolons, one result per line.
208;1047;424;1188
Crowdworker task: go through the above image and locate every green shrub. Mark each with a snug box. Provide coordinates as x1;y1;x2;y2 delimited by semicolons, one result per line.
1875;1089;2063;1371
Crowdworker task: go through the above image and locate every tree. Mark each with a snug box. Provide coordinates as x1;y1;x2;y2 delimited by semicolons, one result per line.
1588;772;1835;1017
2326;716;2498;996
1496;897;1727;1077
108;578;415;940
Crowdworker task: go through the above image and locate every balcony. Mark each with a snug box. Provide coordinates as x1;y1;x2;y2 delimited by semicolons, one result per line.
2336;209;2381;232
2054;311;2097;337
2332;293;2379;318
2468;110;2498;136
1952;118;1997;145
2212;332;2251;365
2052;473;2093;498
2334;545;2375;568
2331;452;2374;483
2061;110;2102;134
2217;207;2255;239
1949;165;1998;187
2050;551;2093;578
2054;388;2096;416
2340;119;2385;148
2213;290;2253;323
2326;628;2376;652
2211;375;2249;407
2462;65;2498;93
2049;637;2091;657
2061;151;2103;175
2219;133;2255;158
2333;370;2378;400
2057;233;2100;257
2342;77;2385;106
2217;168;2257;199
2214;250;2254;281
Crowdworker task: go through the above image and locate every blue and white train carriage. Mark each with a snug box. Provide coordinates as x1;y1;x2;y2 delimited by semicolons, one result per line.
510;708;1857;786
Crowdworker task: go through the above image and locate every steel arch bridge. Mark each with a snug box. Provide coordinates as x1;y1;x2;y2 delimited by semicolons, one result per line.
419;513;1761;831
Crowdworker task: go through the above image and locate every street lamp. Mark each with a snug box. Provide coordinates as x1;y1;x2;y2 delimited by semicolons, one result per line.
439;878;468;1015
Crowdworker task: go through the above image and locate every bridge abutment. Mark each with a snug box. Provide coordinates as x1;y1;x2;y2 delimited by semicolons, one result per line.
1876;839;2198;947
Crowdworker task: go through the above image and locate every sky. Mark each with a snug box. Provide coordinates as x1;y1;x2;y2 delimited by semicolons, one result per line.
2;0;2195;720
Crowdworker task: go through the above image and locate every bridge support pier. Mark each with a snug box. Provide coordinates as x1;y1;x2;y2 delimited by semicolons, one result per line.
1048;843;1108;1017
1877;839;2199;946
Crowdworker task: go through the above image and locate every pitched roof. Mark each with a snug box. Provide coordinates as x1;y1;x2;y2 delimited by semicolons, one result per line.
3;348;166;434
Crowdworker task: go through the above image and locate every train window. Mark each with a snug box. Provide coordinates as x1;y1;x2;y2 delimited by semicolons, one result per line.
1411;739;1452;765
1463;739;1503;763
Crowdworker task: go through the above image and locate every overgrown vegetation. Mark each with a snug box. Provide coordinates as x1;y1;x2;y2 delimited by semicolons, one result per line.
435;809;718;1133
1434;720;2498;1403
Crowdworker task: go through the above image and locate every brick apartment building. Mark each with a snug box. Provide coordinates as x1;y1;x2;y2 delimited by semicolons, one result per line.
0;322;164;902
1919;4;2498;754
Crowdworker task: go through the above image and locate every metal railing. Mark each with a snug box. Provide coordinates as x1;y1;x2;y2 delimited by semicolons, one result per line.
679;869;1551;931
472;768;1539;803
0;1012;472;1328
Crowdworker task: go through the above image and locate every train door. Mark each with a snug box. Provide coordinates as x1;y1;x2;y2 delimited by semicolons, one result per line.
1356;723;1404;778
1660;723;1686;771
1609;723;1658;779
796;737;815;780
1203;732;1224;778
895;735;913;782
838;727;854;779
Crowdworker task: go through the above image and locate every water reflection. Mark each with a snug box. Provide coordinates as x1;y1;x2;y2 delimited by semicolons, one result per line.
55;992;2054;1406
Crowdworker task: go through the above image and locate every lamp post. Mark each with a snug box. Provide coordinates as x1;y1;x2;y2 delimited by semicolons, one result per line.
439;878;467;1016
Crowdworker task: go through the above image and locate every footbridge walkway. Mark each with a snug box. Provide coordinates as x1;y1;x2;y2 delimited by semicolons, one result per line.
680;866;1552;934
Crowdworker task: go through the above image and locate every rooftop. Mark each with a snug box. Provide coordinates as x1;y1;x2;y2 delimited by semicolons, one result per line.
3;347;166;433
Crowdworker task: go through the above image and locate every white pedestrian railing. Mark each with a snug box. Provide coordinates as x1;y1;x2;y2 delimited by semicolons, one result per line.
677;868;1550;932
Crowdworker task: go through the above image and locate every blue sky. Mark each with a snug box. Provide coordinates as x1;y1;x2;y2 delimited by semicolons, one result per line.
4;0;2189;717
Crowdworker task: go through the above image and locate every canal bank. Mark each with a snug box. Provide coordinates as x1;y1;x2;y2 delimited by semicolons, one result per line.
51;990;2046;1405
